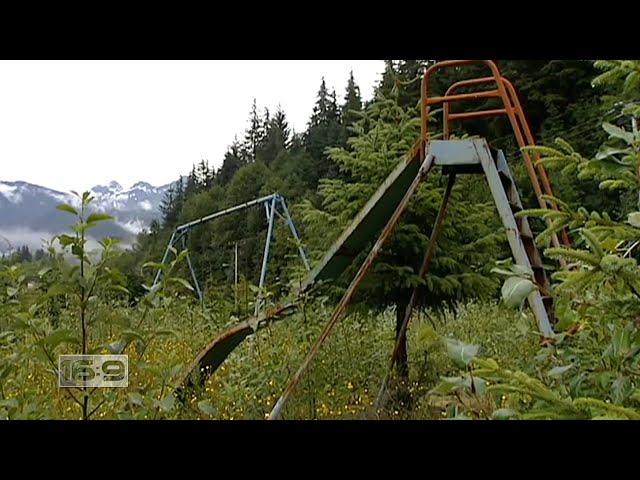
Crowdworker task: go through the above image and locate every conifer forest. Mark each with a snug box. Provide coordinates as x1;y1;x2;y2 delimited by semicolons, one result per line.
2;59;640;420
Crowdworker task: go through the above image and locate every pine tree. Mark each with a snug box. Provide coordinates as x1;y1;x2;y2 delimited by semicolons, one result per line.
258;105;291;165
243;99;267;162
184;165;198;197
395;60;427;110
305;78;344;183
217;138;245;186
159;186;176;227
17;245;32;263
149;219;161;237
195;159;212;190
301;94;505;376
374;60;398;100
173;176;185;216
341;70;363;129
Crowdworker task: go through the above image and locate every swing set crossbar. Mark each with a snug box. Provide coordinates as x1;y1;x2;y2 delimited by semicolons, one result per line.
175;193;279;233
152;192;310;305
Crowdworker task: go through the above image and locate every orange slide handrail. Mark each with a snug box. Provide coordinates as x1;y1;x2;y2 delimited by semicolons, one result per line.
420;60;571;248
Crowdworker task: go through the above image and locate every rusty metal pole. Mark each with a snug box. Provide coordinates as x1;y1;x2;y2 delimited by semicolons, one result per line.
268;154;435;420
440;74;570;252
375;173;456;409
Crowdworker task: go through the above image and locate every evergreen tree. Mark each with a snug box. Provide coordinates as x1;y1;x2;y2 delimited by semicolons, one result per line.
301;94;505;376
374;60;398;100
243;99;267;162
305;78;343;183
341;70;363;129
159;186;177;227
184;165;199;197
395;60;429;110
173;176;185;217
217;138;245;186
195;159;213;190
258;105;290;165
149;219;161;237
21;245;32;262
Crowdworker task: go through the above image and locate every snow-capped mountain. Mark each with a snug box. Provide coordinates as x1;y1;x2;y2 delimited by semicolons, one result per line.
0;179;172;253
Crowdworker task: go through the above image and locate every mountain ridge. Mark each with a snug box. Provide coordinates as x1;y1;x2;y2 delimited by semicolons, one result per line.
0;178;173;253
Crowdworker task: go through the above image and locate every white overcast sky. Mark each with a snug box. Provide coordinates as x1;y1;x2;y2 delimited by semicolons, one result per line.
0;60;385;193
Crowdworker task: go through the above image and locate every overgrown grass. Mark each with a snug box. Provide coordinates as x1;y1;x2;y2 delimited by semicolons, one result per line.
178;299;540;420
1;289;540;419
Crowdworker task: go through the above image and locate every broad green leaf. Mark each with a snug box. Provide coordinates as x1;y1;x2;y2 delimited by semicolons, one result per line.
501;277;536;308
121;330;145;345
142;262;166;272
56;204;78;216
602;122;635;144
57;234;76;247
46;283;68;298
154;394;175;412
128;393;144;407
443;338;479;368
168;277;194;292
168;363;184;380
548;365;573;378
490;267;517;277
197;400;217;416
431;376;465;395
511;265;533;278
108;341;127;354
108;285;130;296
40;329;81;349
595;146;630;160
627;212;640;228
0;398;19;409
492;408;517;420
554;301;579;332
86;213;113;224
37;267;51;277
469;377;486;395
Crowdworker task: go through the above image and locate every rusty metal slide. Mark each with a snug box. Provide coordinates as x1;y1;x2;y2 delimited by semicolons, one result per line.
174;138;425;394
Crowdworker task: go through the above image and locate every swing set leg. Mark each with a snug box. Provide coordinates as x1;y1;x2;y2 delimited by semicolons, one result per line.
279;195;311;272
255;196;277;317
182;234;203;303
